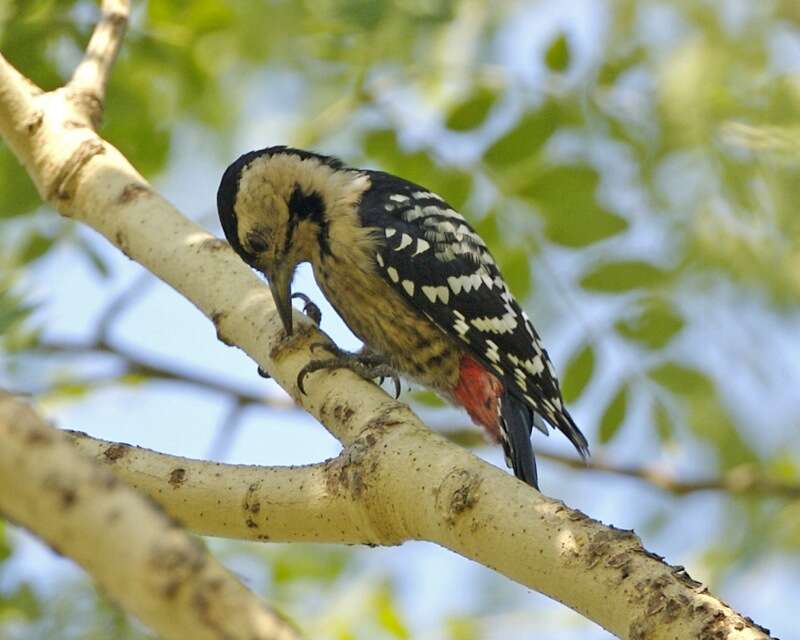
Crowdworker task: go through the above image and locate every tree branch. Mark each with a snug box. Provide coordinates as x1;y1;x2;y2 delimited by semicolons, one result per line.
69;0;130;128
444;428;800;498
66;430;367;544
539;449;800;498
0;392;300;640
31;336;295;409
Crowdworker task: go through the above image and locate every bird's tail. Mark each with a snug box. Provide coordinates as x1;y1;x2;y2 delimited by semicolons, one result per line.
499;394;590;490
546;403;590;461
499;392;539;490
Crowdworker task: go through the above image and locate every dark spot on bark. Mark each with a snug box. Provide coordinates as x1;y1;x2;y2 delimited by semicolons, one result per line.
435;468;482;525
104;443;128;462
607;552;632;580
211;311;233;346
26;428;53;446
114;230;130;258
450;477;479;514
50;139;105;201
169;468;187;487
243;481;262;528
200;237;228;252
25;110;43;134
117;183;150;205
333;404;355;426
646;593;666;616
59;487;77;508
324;446;370;500
150;538;207;600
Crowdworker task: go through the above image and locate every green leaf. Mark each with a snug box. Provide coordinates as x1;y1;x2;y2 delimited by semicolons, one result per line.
271;547;349;585
375;585;410;639
0;146;41;218
518;165;628;247
473;211;499;248
544;32;571;72
653;399;674;443
447;617;479;640
599;382;628;443
0;520;11;563
410;390;444;407
363;129;472;209
648;362;713;396
561;342;595;403
498;247;531;298
0;291;32;335
445;87;497;131
52;382;91;399
615;298;684;349
18;231;56;265
484;102;560;168
74;235;112;279
0;583;41;621
580;260;668;292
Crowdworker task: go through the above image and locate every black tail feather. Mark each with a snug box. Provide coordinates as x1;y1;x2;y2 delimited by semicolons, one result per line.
500;393;539;490
553;406;590;460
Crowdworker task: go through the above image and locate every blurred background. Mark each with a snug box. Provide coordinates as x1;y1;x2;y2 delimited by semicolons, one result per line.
1;0;799;638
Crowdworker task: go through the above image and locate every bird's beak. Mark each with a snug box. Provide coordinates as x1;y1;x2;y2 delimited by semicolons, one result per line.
268;270;294;336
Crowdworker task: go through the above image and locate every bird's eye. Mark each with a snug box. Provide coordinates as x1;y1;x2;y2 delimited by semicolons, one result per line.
247;233;269;254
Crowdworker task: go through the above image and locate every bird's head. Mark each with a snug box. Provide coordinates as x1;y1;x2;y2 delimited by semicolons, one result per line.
216;146;346;335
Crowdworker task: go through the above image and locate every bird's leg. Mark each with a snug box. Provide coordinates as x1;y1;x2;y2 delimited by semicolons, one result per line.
257;292;322;379
297;343;401;398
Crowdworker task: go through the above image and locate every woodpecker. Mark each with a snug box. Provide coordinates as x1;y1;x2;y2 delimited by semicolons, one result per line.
217;146;589;490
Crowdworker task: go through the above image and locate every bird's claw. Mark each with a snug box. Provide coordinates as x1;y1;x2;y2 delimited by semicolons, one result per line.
291;292;322;325
309;341;339;355
296;351;401;398
257;293;320;380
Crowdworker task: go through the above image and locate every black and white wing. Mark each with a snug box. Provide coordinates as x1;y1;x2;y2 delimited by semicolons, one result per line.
358;171;588;456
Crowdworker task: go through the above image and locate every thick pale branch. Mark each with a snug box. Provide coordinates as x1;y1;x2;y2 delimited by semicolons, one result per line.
69;0;130;127
66;430;368;544
0;393;300;640
0;28;776;640
68;428;773;640
0;54;43;182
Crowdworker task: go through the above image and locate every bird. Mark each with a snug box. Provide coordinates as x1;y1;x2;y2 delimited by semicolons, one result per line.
216;145;588;490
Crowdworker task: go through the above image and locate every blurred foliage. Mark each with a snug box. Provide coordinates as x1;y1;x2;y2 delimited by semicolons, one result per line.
1;0;800;637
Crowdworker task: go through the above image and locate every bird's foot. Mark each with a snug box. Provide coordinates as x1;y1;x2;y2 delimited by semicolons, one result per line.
257;292;322;379
297;343;401;398
291;292;322;326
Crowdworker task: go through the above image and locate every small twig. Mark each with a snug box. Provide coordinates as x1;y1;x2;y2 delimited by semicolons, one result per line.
68;0;130;127
96;272;154;342
207;399;247;461
32;337;296;410
442;427;800;498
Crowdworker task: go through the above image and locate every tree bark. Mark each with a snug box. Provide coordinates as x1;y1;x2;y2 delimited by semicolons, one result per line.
0;393;300;640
